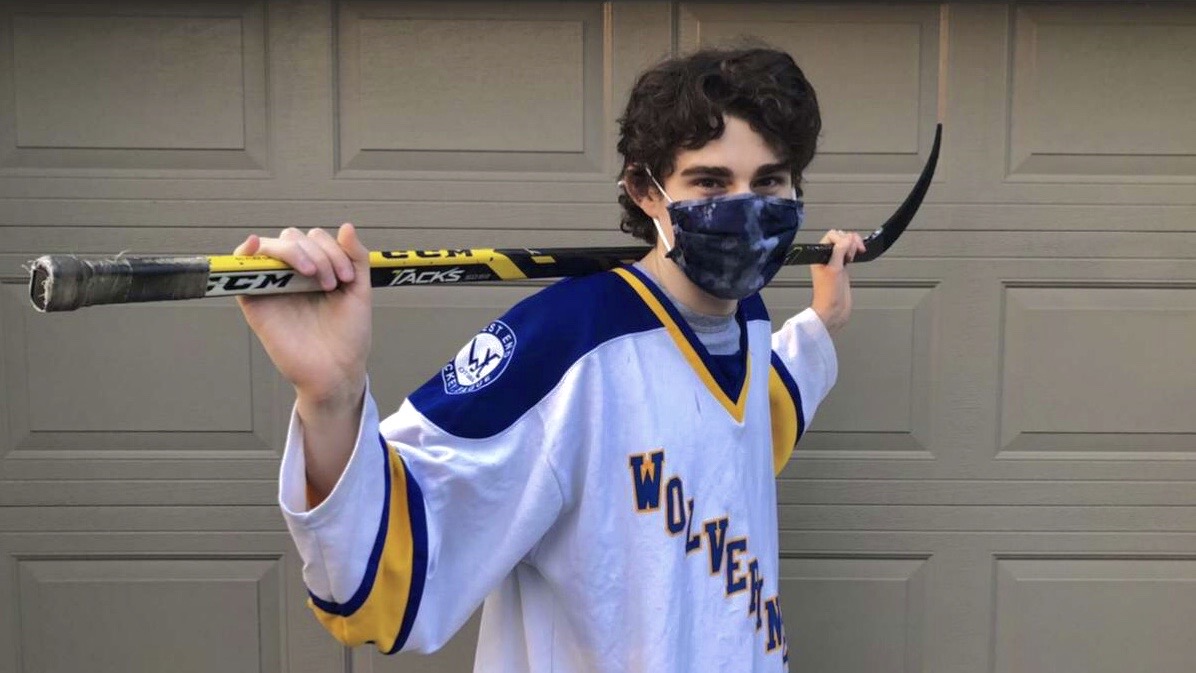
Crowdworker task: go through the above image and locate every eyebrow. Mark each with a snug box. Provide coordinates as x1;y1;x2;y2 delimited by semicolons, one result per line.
677;163;791;179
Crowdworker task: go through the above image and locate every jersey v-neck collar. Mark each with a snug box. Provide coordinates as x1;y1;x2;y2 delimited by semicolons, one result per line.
612;265;751;423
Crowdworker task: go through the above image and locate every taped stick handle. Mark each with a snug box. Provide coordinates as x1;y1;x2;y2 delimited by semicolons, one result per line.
29;254;212;312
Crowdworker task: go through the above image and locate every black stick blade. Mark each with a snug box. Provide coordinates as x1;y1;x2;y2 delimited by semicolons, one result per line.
784;123;942;266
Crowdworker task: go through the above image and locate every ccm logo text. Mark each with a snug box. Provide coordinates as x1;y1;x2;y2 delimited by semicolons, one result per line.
207;272;294;293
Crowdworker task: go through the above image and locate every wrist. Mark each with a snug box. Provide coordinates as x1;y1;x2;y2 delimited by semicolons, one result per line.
812;304;845;335
295;374;366;418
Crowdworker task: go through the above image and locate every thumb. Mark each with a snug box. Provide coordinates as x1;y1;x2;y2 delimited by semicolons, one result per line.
233;234;260;257
819;230;849;271
832;236;853;270
337;223;370;268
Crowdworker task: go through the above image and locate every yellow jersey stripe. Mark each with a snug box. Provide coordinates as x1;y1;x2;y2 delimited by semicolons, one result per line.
613;268;750;423
768;367;799;474
308;440;427;653
768;353;805;474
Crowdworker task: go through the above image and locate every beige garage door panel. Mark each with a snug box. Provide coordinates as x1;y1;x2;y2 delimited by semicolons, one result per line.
1;2;1194;672
23;304;254;434
781;555;929;673
0;284;286;484
946;4;1196;207
0;531;344;673
1008;5;1196;178
337;1;602;173
14;15;247;150
1001;287;1196;447
778;530;1196;673
767;255;1196;482
994;558;1196;673
19;557;280;673
0;1;268;175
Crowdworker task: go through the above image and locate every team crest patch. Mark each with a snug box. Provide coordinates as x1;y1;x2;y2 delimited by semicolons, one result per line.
442;320;517;394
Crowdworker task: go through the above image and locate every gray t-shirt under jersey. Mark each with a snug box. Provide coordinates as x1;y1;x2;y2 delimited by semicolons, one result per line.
634;262;740;356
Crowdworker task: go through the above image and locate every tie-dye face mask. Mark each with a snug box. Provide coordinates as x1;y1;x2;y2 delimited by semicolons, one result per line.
647;172;803;300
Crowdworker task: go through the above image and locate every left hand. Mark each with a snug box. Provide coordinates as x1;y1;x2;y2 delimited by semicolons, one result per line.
810;229;866;335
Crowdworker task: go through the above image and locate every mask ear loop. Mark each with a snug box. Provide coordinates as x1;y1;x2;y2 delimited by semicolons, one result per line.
643;167;676;255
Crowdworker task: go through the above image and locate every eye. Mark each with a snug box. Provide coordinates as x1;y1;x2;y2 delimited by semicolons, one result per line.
752;175;788;191
691;177;725;190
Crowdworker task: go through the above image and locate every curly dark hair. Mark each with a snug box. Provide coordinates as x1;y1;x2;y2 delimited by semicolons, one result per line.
617;46;821;244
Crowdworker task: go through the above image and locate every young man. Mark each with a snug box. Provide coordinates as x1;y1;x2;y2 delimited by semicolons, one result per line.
235;47;863;671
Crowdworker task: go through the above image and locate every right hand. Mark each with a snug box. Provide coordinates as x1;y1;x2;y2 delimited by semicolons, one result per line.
234;224;372;410
810;228;866;335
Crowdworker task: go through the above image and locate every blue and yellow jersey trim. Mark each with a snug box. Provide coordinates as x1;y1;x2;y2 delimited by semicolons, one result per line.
768;352;805;475
409;269;662;438
410;266;765;438
613;267;752;423
307;435;428;654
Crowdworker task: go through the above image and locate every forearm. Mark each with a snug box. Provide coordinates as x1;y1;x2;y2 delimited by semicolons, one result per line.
809;228;863;336
296;377;367;504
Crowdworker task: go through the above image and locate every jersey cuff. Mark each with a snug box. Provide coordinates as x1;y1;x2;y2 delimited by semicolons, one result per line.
789;307;838;391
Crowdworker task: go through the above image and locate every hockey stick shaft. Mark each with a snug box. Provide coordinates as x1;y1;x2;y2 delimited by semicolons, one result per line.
29;247;648;312
30;125;940;313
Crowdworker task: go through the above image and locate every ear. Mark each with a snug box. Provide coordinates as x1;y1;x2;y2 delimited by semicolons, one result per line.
622;166;669;220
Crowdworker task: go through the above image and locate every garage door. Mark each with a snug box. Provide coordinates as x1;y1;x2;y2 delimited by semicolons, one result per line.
1;2;1193;672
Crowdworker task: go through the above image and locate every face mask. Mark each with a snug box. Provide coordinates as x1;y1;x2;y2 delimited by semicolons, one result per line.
646;170;803;300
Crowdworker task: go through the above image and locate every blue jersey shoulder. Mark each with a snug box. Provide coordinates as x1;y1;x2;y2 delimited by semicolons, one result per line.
408;269;660;439
739;291;770;324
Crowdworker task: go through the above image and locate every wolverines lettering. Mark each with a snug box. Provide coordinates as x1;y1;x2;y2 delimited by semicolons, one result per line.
628;450;788;662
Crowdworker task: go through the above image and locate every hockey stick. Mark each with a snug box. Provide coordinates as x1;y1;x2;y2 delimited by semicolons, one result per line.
29;125;940;313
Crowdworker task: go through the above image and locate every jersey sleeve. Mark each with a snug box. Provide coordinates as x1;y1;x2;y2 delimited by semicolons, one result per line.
279;377;567;655
768;307;839;473
277;273;646;653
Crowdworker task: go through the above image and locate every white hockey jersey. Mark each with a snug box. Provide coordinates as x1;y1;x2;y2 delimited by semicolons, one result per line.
279;265;837;672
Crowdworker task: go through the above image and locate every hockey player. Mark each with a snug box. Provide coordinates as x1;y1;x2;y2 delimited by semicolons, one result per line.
234;47;865;671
